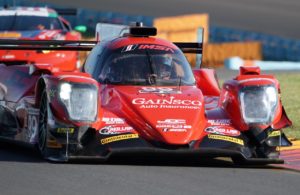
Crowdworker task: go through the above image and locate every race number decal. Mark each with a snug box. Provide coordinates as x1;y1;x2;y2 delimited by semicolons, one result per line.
28;115;38;134
27;108;39;142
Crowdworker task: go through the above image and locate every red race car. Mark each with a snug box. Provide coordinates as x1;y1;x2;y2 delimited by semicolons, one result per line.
0;23;292;164
0;6;86;71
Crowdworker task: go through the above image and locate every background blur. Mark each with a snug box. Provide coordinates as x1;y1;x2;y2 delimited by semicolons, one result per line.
2;0;300;67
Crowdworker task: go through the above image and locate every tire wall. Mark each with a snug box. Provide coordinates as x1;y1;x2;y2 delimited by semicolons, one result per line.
202;42;262;67
154;14;209;43
154;15;262;68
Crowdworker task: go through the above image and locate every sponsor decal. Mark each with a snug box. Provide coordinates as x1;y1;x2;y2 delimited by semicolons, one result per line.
53;33;65;40
138;44;175;53
44;31;57;37
57;128;75;134
139;87;181;94
2;54;15;59
268;130;281;137
205;126;240;137
207;119;231;126
102;117;125;125
132;96;201;109
122;44;138;52
208;134;244;146
163;128;187;132
0;8;50;17
157;119;191;133
158;119;186;124
99;126;133;135
100;134;139;144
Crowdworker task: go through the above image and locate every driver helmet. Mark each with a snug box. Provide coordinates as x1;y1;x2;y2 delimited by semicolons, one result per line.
153;55;172;79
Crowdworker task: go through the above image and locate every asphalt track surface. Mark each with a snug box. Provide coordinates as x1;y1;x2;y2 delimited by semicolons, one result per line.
1;142;300;195
40;0;300;39
2;1;300;195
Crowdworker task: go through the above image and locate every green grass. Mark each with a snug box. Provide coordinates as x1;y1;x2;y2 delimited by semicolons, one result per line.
274;73;300;139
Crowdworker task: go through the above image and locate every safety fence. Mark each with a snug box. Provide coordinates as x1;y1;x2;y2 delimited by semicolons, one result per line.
210;26;300;61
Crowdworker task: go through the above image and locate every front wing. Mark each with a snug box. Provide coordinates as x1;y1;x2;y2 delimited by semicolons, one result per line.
45;125;288;165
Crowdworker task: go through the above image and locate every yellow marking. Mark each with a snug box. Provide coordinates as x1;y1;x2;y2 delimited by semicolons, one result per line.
268;131;281;137
101;134;139;145
46;140;62;148
0;32;21;38
280;140;300;151
57;127;74;134
208;134;244;145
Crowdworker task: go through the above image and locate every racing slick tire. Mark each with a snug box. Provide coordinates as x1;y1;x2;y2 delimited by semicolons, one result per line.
37;90;50;159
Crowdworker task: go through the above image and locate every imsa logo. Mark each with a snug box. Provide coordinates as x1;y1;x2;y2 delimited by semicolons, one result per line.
122;44;138;52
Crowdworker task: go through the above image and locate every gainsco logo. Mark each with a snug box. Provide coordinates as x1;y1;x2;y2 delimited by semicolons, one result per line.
99;126;133;135
132;96;201;106
205;126;241;137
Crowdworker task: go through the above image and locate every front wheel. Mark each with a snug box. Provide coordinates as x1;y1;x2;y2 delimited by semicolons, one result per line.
37;91;49;158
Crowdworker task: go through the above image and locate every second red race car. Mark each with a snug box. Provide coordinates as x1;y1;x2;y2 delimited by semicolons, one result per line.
0;22;293;165
0;6;86;71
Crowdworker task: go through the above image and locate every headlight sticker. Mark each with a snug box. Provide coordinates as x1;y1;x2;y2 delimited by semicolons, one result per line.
56;127;75;134
268;130;281;137
100;134;139;145
208;134;244;145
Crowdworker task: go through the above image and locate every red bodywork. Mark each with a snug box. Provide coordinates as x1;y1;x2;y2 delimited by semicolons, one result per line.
0;25;292;164
0;7;82;71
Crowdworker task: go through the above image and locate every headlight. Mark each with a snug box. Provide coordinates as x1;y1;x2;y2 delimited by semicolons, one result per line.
239;85;278;125
59;82;98;121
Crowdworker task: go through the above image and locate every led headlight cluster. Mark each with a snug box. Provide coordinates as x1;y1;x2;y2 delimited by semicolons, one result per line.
239;85;278;125
59;82;98;121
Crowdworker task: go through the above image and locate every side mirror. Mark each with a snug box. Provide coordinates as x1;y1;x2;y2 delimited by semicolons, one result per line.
193;69;220;96
29;64;54;75
74;25;87;33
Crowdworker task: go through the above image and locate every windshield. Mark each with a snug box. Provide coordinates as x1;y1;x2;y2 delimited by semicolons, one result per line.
0;16;63;31
96;44;195;86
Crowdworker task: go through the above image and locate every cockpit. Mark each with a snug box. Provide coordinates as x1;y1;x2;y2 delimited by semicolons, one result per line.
94;44;195;86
